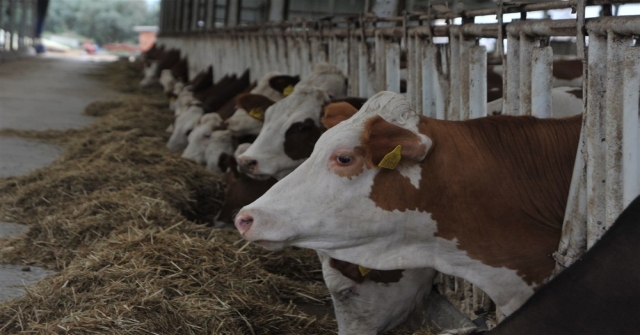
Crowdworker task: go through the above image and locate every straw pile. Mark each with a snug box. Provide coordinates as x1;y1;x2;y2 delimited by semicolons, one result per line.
0;60;335;334
0;59;433;335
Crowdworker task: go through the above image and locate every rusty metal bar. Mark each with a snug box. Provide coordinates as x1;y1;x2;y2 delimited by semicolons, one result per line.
518;32;535;116
469;45;486;119
604;32;628;228
531;46;553;118
375;32;386;93
585;32;608;248
448;29;460;121
505;30;519;115
622;46;640;208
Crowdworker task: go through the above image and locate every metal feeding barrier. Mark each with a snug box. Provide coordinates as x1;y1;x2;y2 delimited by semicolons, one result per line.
157;0;640;324
0;0;39;60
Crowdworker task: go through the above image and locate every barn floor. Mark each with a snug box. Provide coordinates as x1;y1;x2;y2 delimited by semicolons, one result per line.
0;53;124;301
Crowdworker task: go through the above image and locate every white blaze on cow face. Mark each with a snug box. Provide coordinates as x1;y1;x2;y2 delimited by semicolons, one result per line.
159;69;176;94
167;105;205;152
225;108;264;136
237;87;331;179
204;130;235;174
181;113;224;164
318;252;437;335
140;62;159;87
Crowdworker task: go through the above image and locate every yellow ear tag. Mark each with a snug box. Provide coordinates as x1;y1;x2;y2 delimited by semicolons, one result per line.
377;145;402;169
358;265;372;277
283;85;294;96
248;107;265;120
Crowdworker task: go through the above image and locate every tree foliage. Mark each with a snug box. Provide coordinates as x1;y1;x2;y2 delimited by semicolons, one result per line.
45;0;159;45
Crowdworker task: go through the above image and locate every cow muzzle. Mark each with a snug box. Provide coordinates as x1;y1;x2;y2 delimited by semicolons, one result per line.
237;156;258;174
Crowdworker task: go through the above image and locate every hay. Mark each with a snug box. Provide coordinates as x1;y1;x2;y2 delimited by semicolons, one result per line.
0;60;335;334
0;60;429;335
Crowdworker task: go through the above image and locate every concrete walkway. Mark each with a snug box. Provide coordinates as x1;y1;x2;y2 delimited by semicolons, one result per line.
0;53;124;301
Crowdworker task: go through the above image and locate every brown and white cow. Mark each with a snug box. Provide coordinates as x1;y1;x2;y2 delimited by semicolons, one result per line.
224;93;276;137
140;48;180;87
444;195;640;335
181;113;224;165
235;91;581;315
217;104;437;335
487;86;583;117
236;63;352;179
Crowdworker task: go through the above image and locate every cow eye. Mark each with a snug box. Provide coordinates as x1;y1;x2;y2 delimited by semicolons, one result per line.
336;155;353;165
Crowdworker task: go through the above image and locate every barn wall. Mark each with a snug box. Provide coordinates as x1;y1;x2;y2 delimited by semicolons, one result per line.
157;0;640;322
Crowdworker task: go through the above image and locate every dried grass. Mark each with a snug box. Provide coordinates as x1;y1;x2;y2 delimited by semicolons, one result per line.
0;60;335;334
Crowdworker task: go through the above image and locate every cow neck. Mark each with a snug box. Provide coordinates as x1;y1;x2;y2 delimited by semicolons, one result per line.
370;115;581;289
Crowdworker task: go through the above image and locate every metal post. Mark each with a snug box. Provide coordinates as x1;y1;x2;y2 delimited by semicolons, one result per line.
348;30;359;97
182;0;191;32
519;32;535;116
191;0;199;30
375;31;386;92
622;47;640;208
469;45;487;119
385;38;400;92
8;0;15;52
585;32;608;248
206;0;215;31
531;46;553;118
448;29;460;120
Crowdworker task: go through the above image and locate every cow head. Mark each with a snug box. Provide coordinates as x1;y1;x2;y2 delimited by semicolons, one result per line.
319;253;436;335
250;72;300;102
160;69;177;95
234;92;433;262
167;104;206;152
204;130;236;174
224;93;275;137
236;86;331;179
181;113;224;164
299;62;348;99
140;62;160;87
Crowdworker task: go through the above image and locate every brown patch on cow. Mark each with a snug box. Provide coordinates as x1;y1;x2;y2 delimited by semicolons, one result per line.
283;118;323;160
566;88;583;99
171;57;189;82
189;66;213;93
330;97;368;110
269;75;301;93
361;116;429;168
329;258;404;284
321;102;358;130
368;115;582;286
236;93;276;114
155;49;181;76
553;59;583;81
206;71;254;119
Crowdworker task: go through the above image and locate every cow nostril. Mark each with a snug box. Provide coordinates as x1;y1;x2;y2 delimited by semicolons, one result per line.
246;160;257;168
235;214;254;234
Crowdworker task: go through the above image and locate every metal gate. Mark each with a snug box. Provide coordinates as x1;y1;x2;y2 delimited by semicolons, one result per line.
157;0;640;323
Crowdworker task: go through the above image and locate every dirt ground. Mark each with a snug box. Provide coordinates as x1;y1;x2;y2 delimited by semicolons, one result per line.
0;53;124;301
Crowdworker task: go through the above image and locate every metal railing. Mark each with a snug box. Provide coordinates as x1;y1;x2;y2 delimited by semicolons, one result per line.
0;0;39;60
156;0;640;322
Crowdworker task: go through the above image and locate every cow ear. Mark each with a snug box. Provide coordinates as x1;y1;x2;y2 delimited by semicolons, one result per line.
362;115;431;169
329;258;366;284
268;75;301;96
321;102;358;130
236;93;275;120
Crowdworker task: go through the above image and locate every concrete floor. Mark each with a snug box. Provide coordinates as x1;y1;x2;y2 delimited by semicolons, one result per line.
0;53;123;301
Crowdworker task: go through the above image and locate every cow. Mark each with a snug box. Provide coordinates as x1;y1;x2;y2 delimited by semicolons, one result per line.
159;56;189;96
234;91;582;316
486;59;583;103
140;48;181;87
181;113;225;165
169;66;213;111
487;86;583;117
167;103;206;152
217;104;437;335
443;195;640;335
224;93;276;137
235;62;358;179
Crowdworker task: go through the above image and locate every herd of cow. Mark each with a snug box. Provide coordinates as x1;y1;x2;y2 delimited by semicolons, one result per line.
139;44;639;335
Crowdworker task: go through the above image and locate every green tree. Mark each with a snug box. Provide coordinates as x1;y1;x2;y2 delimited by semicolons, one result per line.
45;0;159;45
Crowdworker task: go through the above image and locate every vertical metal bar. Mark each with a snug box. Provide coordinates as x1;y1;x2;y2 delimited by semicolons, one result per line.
448;29;460;120
191;0;199;30
206;0;216;31
406;33;415;110
336;37;349;80
412;34;423;115
8;0;15;52
276;34;287;74
421;41;437;118
505;31;520;115
300;36;312;77
385;38;400;92
287;35;300;76
182;0;191;32
585;33;607;248
358;38;371;97
622;46;640;208
348;32;360;97
19;0;27;49
531;46;553;118
459;37;475;120
0;0;5;52
519;33;535;116
174;0;182;33
375;32;386;92
469;45;487;119
604;32;627;228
